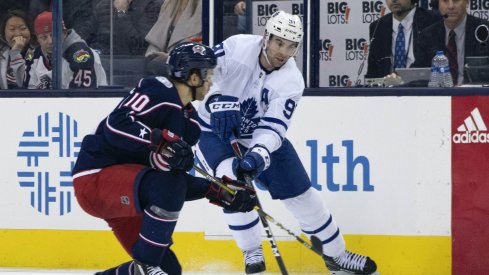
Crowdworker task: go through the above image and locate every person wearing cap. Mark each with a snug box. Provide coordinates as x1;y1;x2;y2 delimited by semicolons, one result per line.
24;11;107;89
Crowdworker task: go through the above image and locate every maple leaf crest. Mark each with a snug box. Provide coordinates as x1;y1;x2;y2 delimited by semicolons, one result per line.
240;98;261;135
241;98;258;119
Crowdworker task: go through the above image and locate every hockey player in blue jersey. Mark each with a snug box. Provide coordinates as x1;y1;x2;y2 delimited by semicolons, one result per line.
196;11;378;274
72;42;257;275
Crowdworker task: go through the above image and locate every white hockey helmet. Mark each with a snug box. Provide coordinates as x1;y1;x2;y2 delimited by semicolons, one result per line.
263;10;303;56
265;10;303;43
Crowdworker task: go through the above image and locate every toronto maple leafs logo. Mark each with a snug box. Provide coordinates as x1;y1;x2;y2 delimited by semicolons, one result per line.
240;98;260;135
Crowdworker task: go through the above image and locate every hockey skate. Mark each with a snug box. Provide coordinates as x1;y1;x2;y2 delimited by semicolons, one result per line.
243;246;266;274
323;250;377;275
133;260;168;275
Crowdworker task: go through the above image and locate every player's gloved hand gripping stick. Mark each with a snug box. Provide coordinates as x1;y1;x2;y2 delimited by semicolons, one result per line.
205;175;258;213
193;164;323;256
229;136;289;275
149;128;194;171
234;144;271;182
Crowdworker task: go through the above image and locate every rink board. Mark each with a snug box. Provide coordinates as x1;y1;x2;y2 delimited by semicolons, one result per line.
0;230;450;274
0;95;483;274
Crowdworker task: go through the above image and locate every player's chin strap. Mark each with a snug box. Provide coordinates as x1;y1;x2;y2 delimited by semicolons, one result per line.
187;70;207;101
190;86;197;101
262;49;273;69
262;32;274;68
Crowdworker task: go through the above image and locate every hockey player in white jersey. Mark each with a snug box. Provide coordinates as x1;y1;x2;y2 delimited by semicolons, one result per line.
196;10;377;275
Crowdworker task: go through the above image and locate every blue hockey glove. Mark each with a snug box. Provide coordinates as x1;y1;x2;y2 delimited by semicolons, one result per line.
205;175;257;212
235;145;271;181
207;95;241;142
149;129;194;171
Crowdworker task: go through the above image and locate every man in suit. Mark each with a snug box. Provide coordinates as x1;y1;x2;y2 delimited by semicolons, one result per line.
366;0;440;78
412;0;489;85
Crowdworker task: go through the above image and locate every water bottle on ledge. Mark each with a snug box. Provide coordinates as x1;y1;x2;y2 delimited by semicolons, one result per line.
428;51;453;87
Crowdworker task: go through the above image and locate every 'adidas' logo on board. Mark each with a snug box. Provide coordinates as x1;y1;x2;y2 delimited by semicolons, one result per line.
453;108;489;144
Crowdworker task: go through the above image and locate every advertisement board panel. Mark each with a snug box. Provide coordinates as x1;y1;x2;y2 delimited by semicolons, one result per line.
0;97;451;236
452;96;489;275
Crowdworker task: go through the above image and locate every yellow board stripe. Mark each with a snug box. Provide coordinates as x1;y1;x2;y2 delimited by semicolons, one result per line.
0;230;450;274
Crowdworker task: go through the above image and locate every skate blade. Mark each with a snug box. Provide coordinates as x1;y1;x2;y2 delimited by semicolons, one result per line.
330;271;380;275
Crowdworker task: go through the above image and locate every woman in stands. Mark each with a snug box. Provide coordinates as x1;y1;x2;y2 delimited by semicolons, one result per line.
0;9;34;89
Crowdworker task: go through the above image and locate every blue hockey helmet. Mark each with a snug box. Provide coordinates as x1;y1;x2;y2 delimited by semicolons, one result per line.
167;42;217;82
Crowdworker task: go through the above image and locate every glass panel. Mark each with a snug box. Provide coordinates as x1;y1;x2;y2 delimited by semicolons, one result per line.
92;0;204;88
222;0;247;41
91;0;164;88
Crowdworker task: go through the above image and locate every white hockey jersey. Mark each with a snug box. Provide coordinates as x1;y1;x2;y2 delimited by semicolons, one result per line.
198;34;305;153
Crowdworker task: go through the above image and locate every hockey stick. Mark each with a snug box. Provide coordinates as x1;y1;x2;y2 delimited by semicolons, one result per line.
229;137;289;275
193;164;323;257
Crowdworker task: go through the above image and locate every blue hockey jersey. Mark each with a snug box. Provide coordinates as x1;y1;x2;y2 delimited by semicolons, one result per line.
72;76;201;175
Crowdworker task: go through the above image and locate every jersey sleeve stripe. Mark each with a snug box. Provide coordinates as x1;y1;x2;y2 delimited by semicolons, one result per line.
136;102;182;116
189;118;200;128
215;50;225;57
105;116;150;144
261;116;289;130
213;43;225;57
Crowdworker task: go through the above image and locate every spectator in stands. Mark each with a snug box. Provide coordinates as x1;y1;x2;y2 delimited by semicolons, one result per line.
233;1;246;33
222;1;246;39
412;0;489;85
222;0;246;40
89;0;163;56
25;11;107;89
430;0;439;13
365;0;440;78
144;0;201;65
28;0;95;43
0;9;34;89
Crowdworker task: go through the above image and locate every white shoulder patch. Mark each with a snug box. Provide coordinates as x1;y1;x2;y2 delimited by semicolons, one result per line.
155;76;174;88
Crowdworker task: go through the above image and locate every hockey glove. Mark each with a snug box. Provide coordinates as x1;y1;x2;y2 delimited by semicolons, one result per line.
149;129;194;171
235;145;271;181
205;175;257;212
207;95;241;142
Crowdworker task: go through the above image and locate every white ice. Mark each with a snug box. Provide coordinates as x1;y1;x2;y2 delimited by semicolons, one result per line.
0;269;282;275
